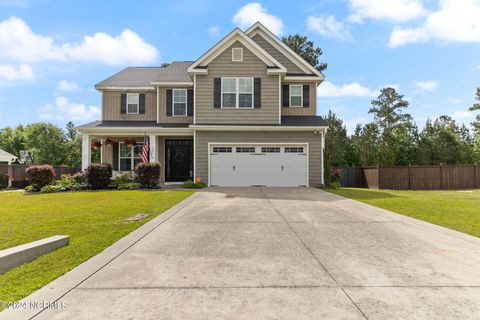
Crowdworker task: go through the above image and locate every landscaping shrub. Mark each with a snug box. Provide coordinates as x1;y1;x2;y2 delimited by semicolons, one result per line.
55;174;85;191
0;174;8;190
72;172;86;184
117;182;141;190
135;162;161;188
182;180;207;189
328;181;341;189
84;163;112;189
40;184;64;193
113;174;131;188
25;165;55;191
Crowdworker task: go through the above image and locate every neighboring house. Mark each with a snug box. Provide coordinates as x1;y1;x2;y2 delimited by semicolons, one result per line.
0;148;17;164
77;22;328;187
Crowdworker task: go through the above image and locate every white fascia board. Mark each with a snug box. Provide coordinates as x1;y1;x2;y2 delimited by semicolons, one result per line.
150;82;193;86
95;86;155;91
189;125;327;132
246;22;325;79
283;76;323;82
187;28;286;73
77;127;194;136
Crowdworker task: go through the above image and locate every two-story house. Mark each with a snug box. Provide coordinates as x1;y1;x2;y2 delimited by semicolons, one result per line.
77;22;328;187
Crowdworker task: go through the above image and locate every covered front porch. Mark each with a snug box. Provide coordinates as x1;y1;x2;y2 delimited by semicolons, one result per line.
81;131;194;184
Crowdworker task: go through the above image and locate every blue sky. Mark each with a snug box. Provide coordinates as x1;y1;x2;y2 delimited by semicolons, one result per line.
0;0;479;133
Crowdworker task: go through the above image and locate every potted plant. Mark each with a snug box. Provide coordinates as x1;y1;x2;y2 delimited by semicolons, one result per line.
124;138;136;148
91;140;102;150
104;138;114;146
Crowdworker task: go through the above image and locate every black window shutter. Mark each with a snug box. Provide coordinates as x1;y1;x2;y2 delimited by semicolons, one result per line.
187;89;193;116
303;85;310;108
166;89;172;116
214;78;221;108
112;143;119;171
139;94;145;114
282;85;289;107
120;93;127;114
254;78;261;108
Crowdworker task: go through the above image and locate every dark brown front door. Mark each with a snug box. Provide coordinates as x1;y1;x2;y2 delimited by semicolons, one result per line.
165;139;193;182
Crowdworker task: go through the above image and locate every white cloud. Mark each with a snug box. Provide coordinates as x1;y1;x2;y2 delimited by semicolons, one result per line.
233;3;284;35
317;81;378;97
208;26;220;36
39;96;100;121
307;16;352;40
56;80;81;92
0;64;33;80
453;110;473;120
0;16;158;65
348;0;426;23
477;64;480;69
414;80;439;91
389;0;480;47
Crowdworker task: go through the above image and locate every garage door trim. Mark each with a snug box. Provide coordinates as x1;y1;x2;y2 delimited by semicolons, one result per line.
207;142;309;187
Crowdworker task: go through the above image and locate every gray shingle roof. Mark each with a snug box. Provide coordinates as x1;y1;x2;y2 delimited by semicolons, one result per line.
0;148;17;162
95;61;193;88
281;116;327;126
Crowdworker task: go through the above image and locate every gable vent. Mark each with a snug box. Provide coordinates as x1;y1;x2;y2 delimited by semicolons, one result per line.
232;48;243;62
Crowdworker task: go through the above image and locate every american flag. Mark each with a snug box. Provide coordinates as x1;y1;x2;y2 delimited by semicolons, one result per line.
142;133;149;163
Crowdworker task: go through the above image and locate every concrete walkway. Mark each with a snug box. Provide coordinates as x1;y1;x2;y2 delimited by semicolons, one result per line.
3;188;480;319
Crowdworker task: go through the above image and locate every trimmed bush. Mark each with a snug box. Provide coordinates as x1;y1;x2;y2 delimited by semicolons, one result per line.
182;180;207;189
113;174;131;188
117;182;141;190
25;165;55;191
135;162;161;188
0;173;8;190
84;163;112;189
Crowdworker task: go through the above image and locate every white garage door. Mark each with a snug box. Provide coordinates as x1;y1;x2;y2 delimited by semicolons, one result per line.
209;144;308;187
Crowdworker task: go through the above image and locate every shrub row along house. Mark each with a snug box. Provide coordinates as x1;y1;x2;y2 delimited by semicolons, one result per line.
77;22;328;187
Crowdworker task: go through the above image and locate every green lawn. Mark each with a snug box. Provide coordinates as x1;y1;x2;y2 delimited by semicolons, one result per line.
327;188;480;238
0;190;193;306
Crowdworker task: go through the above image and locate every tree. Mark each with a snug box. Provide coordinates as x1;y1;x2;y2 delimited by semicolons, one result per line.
469;88;480;162
323;111;351;185
350;123;380;166
418;116;473;165
369;87;414;165
282;34;327;72
24;123;67;165
64;121;82;168
0;125;26;157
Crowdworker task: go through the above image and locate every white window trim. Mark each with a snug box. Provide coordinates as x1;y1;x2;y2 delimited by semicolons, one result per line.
126;93;140;114
289;84;303;108
232;47;243;62
221;77;254;109
118;142;143;171
172;89;188;117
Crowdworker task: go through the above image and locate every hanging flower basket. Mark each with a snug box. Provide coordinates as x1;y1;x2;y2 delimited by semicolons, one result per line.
91;140;102;150
124;138;136;148
104;138;114;146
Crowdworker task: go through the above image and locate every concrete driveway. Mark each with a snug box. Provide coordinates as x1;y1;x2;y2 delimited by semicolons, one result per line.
4;187;480;319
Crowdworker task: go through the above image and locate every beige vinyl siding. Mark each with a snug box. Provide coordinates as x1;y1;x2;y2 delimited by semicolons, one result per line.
195;41;279;125
157;87;193;124
102;91;157;121
281;83;317;116
194;131;323;186
251;33;305;75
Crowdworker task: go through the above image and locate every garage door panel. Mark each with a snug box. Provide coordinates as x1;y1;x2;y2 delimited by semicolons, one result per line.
210;145;307;187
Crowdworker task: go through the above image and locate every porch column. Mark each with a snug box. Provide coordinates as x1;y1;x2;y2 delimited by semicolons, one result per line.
149;134;157;162
81;134;91;171
320;131;325;186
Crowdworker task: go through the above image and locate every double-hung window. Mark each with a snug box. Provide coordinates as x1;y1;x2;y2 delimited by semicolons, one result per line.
222;78;253;108
173;89;187;116
127;93;139;114
289;85;303;107
119;142;144;171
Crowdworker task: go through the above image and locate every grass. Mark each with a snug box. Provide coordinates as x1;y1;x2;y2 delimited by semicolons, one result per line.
0;190;193;306
327;188;480;238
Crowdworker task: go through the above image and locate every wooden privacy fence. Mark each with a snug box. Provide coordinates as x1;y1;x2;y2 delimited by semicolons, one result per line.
1;164;76;188
336;165;480;190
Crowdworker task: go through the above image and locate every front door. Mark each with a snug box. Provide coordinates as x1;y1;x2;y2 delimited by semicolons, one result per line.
165;139;193;182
